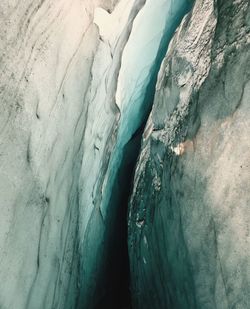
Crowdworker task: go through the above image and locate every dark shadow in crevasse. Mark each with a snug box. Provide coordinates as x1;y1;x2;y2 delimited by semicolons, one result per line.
93;124;144;309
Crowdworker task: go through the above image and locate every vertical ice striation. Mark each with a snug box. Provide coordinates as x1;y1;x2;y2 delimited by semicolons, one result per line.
0;1;122;308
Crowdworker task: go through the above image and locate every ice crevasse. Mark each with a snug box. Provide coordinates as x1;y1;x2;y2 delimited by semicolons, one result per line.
79;0;192;307
0;0;193;308
1;0;249;308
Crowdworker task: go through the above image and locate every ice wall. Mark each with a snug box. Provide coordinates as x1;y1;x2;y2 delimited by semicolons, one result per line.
0;1;120;308
128;0;250;308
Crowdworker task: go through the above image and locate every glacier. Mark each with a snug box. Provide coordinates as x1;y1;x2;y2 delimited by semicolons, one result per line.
0;0;192;308
0;0;249;308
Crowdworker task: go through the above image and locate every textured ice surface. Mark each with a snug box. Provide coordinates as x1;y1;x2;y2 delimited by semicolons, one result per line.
128;0;250;308
0;1;120;308
2;0;249;308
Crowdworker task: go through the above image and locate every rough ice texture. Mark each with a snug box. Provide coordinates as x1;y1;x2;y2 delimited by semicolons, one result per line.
128;0;250;308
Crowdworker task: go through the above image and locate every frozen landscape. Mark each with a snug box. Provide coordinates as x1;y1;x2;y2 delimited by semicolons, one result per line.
0;0;249;308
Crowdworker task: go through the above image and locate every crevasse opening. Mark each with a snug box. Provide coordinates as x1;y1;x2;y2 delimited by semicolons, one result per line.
87;0;193;308
100;0;193;218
